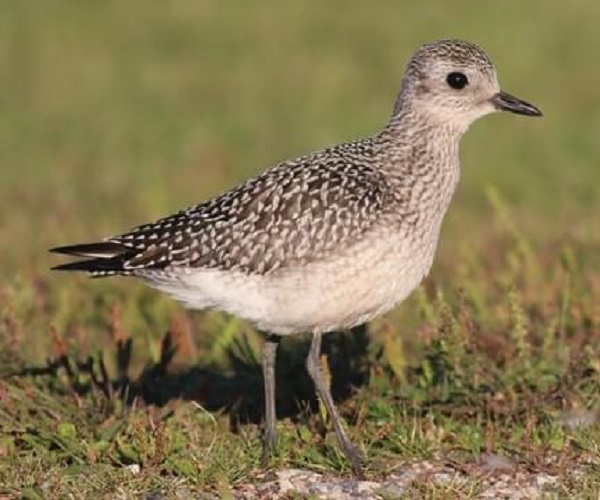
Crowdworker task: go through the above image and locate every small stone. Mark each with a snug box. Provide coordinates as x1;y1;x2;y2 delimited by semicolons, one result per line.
479;453;516;472
126;463;141;475
559;409;598;430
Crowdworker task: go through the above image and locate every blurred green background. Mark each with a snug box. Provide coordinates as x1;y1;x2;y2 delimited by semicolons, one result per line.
1;0;599;360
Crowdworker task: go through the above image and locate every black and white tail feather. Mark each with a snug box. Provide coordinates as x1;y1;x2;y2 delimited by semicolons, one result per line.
50;241;143;276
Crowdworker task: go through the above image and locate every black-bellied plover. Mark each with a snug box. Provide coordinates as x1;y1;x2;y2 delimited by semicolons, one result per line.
51;39;541;476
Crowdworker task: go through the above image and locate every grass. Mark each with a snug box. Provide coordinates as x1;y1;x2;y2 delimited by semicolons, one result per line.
1;0;600;497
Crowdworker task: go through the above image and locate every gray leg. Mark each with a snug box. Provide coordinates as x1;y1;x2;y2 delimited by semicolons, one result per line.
261;335;279;467
306;332;363;477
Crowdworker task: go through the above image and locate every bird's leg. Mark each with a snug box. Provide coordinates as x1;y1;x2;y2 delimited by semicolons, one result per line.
306;332;363;478
261;334;279;467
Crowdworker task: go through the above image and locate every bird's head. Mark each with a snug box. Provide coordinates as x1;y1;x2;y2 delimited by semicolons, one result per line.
395;39;542;132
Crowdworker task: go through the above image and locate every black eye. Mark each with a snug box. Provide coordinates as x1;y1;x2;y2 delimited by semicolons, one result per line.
446;72;469;90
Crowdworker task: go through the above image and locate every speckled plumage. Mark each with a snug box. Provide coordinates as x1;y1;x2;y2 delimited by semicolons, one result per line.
52;39;541;474
111;140;386;276
52;39;541;336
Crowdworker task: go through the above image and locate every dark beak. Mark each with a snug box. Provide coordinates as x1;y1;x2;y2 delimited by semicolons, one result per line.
492;91;542;117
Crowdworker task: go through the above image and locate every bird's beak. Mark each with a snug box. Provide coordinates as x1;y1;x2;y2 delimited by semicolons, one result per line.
491;91;542;117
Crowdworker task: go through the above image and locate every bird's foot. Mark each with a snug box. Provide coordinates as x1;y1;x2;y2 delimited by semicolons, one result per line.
339;439;364;479
260;426;278;468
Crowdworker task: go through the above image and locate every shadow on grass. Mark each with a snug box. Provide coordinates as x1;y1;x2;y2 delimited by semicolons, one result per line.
7;325;371;429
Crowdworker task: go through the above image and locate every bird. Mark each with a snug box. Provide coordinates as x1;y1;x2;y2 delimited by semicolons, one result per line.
50;39;541;477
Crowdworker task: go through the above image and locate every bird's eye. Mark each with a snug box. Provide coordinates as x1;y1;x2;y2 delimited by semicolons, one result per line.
446;72;469;90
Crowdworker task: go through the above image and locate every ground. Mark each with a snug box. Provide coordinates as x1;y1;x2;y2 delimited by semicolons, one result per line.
1;1;600;498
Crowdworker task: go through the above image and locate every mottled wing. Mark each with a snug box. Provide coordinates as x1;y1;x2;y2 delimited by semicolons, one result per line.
58;140;388;276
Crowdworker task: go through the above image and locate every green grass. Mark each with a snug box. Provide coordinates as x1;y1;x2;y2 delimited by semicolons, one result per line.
1;0;600;497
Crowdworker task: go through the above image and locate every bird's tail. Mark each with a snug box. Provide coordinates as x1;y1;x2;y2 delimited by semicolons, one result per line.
50;241;133;276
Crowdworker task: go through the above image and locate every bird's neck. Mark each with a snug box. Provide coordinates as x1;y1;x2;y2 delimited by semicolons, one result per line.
386;104;468;137
374;108;462;223
377;109;463;173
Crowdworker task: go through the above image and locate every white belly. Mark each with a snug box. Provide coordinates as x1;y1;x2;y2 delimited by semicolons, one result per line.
140;231;438;335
